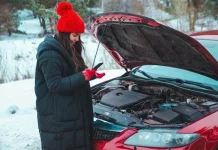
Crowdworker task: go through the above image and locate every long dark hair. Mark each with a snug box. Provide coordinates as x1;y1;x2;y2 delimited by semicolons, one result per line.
55;32;87;72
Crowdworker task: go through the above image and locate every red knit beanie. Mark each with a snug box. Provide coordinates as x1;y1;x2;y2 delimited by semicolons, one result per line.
56;1;85;33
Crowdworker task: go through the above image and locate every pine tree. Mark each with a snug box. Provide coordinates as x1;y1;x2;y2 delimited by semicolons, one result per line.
25;0;58;35
205;0;218;20
87;0;98;7
66;0;90;22
8;0;31;9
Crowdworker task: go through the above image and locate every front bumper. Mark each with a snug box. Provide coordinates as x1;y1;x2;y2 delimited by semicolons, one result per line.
93;129;205;150
93;118;213;150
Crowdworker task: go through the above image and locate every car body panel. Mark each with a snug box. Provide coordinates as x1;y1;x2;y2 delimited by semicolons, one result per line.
192;35;218;40
190;30;218;40
178;111;218;138
87;12;218;80
190;30;218;36
94;129;218;150
190;30;218;61
93;111;218;150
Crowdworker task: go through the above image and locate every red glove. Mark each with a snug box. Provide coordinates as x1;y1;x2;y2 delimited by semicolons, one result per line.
95;72;105;79
82;69;96;81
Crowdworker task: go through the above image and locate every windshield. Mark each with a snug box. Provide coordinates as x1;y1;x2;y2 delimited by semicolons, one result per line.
197;39;218;61
132;65;218;91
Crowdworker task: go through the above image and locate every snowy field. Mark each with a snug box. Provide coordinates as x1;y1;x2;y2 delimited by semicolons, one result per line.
0;3;218;149
0;30;121;83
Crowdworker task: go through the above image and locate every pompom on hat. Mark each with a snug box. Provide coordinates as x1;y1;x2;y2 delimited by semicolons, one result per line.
56;1;85;33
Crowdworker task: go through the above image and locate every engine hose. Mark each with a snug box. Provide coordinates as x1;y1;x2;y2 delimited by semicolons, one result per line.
135;108;153;118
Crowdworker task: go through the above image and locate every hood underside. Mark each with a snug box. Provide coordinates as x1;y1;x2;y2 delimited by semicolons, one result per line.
87;12;218;80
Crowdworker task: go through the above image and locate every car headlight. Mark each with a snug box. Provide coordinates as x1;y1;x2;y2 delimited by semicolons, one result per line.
124;129;200;148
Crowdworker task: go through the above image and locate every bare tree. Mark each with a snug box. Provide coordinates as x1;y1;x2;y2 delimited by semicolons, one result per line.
102;0;144;15
131;0;144;15
155;0;203;32
0;3;19;36
187;0;202;31
103;0;124;12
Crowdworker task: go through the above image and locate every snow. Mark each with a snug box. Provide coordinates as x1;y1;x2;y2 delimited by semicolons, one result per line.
16;9;34;20
144;0;173;21
17;9;43;35
18;19;43;34
0;112;41;150
0;38;42;82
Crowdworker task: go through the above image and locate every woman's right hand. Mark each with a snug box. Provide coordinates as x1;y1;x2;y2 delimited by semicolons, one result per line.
82;68;96;81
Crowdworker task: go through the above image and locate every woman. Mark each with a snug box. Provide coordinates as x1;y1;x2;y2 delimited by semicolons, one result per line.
34;2;105;150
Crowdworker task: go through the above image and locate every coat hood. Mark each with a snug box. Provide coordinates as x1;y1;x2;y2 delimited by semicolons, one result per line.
37;35;74;67
87;12;218;80
37;35;60;57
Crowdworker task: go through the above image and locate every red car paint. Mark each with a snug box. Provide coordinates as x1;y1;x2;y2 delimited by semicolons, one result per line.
93;58;218;150
190;30;218;40
94;111;218;149
89;13;218;150
190;30;218;36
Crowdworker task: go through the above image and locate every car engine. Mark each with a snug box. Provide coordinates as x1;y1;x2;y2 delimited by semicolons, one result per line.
92;79;218;126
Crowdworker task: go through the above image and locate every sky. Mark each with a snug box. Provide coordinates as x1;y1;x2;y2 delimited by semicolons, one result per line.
0;3;218;150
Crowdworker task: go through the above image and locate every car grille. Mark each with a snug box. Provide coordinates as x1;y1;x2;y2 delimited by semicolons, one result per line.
93;128;120;140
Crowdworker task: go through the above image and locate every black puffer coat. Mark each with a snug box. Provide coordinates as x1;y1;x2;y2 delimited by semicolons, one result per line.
35;35;93;150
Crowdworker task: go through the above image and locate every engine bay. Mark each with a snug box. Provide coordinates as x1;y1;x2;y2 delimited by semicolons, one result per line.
92;79;218;126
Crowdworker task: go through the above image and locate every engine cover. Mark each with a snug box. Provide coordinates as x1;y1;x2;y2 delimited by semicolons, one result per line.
100;89;149;108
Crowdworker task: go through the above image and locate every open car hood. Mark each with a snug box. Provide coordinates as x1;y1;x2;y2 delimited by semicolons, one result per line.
87;12;218;80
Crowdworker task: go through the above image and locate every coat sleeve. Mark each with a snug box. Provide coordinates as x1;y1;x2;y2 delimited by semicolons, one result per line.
38;51;87;93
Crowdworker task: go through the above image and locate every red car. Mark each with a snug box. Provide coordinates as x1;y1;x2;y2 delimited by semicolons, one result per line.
87;12;218;150
190;30;218;61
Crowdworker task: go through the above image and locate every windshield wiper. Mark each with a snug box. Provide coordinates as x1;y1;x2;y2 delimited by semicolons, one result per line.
132;68;153;79
156;77;215;91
